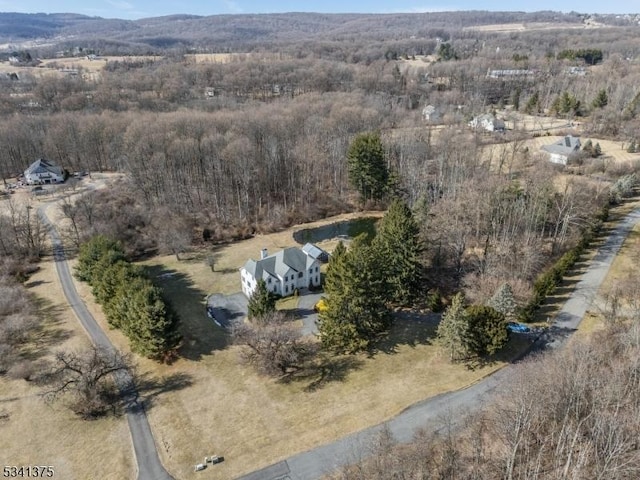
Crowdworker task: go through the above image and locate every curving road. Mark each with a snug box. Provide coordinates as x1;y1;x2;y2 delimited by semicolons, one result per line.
37;202;174;480
238;208;640;480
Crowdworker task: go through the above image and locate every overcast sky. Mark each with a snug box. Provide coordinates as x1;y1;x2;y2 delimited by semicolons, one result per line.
0;0;637;20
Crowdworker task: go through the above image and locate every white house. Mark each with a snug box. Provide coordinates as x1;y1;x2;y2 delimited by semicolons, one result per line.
422;105;441;123
541;136;581;165
240;244;323;298
468;114;506;132
24;159;65;185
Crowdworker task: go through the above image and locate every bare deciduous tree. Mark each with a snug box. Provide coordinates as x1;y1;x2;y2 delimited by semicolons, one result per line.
39;346;134;419
232;312;316;377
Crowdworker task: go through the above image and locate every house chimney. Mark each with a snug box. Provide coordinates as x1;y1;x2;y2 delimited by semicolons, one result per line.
260;248;268;259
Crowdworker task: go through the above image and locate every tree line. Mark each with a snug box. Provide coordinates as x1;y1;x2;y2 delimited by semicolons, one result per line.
75;235;181;362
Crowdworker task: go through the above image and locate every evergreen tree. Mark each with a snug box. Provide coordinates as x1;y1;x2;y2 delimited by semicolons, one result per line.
465;305;508;356
437;42;457;61
122;278;181;360
373;198;422;305
347;132;389;203
247;279;276;321
318;236;390;353
594;142;602;157
627;140;637;154
525;91;539;114
436;293;470;361
75;235;125;283
487;283;518;319
592;89;608;109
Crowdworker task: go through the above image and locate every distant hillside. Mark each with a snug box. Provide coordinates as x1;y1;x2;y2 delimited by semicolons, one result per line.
0;10;637;54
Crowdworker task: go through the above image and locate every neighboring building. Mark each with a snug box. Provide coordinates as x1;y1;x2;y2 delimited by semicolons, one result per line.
422;105;442;123
240;245;323;298
541;136;582;165
468;114;506;132
486;69;534;79
24;159;65;185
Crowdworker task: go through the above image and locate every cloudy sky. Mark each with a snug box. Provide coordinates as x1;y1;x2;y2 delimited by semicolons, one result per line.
0;0;636;20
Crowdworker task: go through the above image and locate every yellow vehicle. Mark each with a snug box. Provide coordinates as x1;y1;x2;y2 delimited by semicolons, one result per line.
314;298;328;313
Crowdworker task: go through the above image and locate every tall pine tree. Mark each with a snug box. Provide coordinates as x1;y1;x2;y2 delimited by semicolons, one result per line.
373;198;422;305
318;237;390;353
121;278;182;360
347;132;389;203
436;293;470;361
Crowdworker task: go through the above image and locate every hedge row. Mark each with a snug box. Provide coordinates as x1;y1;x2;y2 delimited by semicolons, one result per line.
75;235;181;361
519;205;608;322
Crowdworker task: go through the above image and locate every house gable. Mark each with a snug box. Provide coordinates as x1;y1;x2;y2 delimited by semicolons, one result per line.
240;244;323;298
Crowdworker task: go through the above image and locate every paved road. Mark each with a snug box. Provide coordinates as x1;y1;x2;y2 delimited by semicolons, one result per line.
37;203;174;480
238;208;640;480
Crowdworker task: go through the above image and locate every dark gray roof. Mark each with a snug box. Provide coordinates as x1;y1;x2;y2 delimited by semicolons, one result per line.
302;243;327;260
242;246;317;280
25;158;63;176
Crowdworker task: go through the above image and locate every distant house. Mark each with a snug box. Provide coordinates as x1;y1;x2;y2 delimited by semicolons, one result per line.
422;105;442;123
468;114;505;132
487;69;534;79
541;136;582;165
24;159;65;185
240;245;323;298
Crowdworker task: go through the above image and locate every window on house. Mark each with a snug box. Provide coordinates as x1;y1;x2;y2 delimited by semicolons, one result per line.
298;272;303;278
285;285;288;293
267;278;271;284
315;266;319;272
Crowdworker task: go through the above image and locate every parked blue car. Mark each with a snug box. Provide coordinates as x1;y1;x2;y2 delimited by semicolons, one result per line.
506;322;531;333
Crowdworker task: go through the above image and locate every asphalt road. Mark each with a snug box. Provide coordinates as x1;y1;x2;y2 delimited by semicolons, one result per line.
238;208;640;480
37;204;174;480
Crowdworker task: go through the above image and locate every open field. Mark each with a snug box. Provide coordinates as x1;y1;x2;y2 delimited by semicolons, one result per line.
0;55;162;80
0;257;134;480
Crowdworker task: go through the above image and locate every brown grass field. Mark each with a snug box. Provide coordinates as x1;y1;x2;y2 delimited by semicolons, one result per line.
0;257;134;480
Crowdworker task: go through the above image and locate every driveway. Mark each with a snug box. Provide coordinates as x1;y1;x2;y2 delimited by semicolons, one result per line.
207;292;248;328
296;290;322;336
237;208;640;480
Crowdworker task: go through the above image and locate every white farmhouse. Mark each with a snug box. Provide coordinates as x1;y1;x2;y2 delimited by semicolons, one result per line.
24;159;65;185
541;136;581;165
240;243;325;298
468;113;506;132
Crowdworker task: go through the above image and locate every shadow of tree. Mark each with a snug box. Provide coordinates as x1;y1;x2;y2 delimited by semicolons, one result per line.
132;372;194;410
24;297;73;360
368;311;438;356
287;354;364;392
145;265;230;361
